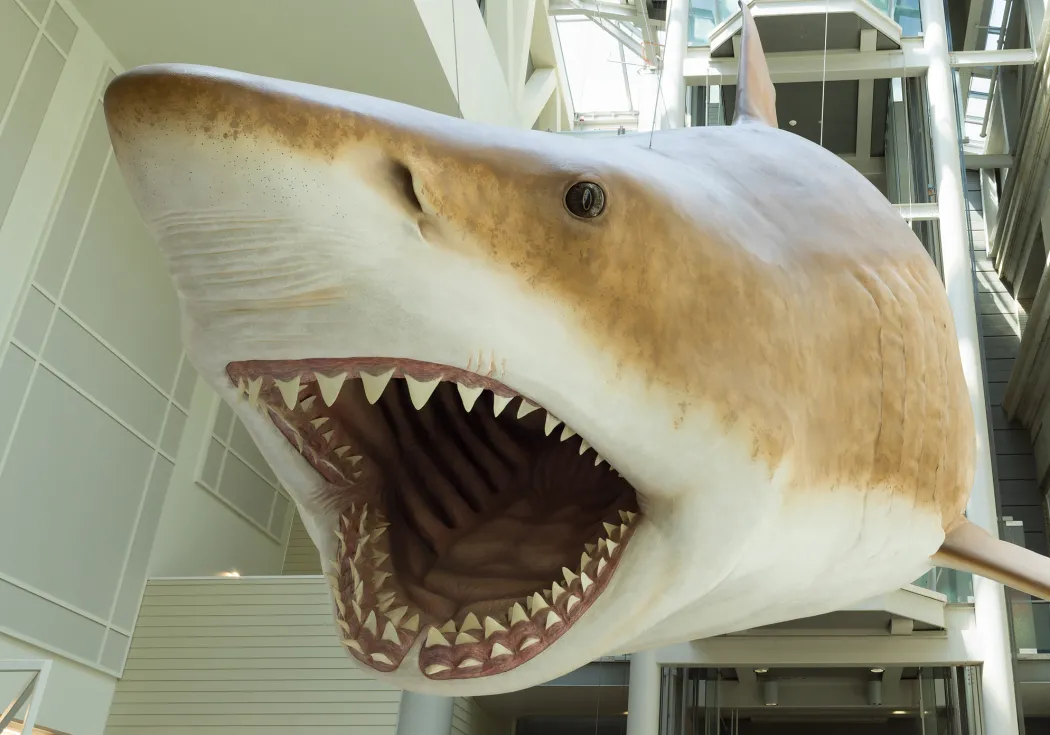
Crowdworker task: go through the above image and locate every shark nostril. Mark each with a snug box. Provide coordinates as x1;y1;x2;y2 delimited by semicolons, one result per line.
391;161;424;215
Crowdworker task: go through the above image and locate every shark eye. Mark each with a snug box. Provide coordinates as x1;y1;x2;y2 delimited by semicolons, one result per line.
565;182;605;219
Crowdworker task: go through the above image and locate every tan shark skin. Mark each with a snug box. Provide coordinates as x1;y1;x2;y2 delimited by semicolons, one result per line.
105;73;972;530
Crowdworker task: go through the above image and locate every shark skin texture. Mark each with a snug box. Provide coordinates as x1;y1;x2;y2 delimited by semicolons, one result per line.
101;1;1050;696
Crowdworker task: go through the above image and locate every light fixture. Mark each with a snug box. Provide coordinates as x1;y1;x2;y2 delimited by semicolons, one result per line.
762;679;778;706
219;570;241;577
867;679;883;706
891;710;908;715
870;667;885;674
789;119;797;126
754;667;769;674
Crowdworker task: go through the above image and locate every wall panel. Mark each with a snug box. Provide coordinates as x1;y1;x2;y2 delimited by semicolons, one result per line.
282;511;322;575
107;578;402;733
0;0;193;679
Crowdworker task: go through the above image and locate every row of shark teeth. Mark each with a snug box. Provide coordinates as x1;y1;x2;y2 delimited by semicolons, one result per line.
233;368;616;474
327;504;421;673
417;508;638;679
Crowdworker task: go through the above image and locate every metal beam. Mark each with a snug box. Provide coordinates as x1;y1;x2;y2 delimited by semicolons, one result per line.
855;29;878;162
949;48;1038;67
965;153;1013;168
521;67;559;127
685;40;930;85
549;0;640;21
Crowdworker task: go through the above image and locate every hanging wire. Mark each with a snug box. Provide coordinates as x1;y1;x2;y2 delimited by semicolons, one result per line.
649;0;673;148
592;658;604;735
819;0;830;146
451;0;461;110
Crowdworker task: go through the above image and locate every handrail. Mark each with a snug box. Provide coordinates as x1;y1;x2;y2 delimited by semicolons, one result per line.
0;660;51;735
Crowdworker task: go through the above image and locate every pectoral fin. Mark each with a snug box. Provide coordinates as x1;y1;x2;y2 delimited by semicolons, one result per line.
932;517;1050;600
733;0;778;127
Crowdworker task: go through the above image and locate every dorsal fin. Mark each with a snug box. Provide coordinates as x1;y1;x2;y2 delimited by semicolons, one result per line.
734;0;777;126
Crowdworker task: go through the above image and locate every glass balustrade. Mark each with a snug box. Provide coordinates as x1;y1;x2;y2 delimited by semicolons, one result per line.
911;567;975;603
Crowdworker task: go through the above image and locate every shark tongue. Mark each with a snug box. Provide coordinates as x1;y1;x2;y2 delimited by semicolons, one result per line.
226;357;640;678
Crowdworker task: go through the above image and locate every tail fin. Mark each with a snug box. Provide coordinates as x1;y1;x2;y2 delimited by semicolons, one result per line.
933;517;1050;600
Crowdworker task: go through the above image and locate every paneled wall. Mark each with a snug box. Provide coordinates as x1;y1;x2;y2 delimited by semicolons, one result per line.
0;0;194;679
108;578;403;733
283;510;323;575
453;697;511;735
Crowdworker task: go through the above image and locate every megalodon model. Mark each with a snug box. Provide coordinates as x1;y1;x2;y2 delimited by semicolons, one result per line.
103;1;1050;696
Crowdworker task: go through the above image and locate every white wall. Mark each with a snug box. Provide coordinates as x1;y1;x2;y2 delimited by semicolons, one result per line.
0;0;185;687
147;379;292;579
0;632;116;735
283;511;323;576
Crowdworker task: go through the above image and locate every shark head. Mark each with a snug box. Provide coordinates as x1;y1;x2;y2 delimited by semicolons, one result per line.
102;3;994;696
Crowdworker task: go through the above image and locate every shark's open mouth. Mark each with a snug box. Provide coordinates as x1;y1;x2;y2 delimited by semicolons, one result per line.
226;358;639;679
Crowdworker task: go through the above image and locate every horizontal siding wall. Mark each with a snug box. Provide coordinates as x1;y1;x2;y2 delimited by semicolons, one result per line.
107;578;402;734
453;697;511;735
283;511;323;575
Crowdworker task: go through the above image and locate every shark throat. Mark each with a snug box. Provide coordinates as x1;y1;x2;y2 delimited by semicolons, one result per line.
225;358;640;679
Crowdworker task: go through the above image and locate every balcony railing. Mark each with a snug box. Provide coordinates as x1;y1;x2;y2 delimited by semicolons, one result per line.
0;659;51;735
687;0;923;47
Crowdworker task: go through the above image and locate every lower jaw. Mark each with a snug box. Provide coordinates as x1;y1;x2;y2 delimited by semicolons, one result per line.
226;357;640;679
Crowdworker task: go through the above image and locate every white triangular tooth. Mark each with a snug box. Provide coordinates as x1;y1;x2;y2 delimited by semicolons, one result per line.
406;375;441;409
236;377;247;396
322;430;334;443
247;377;262;406
361;369;395;404
373;571;390;587
517;400;540;419
372;526;387;541
491;642;513;658
545;611;562;630
562;567;578;585
529;593;549;616
596;539;607;555
619;510;637;524
455;631;478;645
581;572;594;592
334;597;346;616
461;612;482;632
458;383;483;412
520;637;540;650
351;600;362;621
300;395;317;411
620;523;629;537
595;455;605;467
484;617;507;638
597;558;608;576
578;439;590;455
402;614;420;632
426;628;450;647
364;610;378;636
294;433;304;452
376;590;395;604
492;393;512;416
335;446;352;457
275;376;301;409
425;664;450;675
342;638;363;653
544;412;562;436
606;539;618;556
370;652;393;665
585;542;597;555
317;372;347;406
580;552;592;570
567;595;580;613
377;597;393;613
603;522;617;537
371;552;390;566
509;603;529;626
458;658;482;668
550;582;566;602
440;620;457;634
310;417;329;430
560;425;576;441
382;621;401;643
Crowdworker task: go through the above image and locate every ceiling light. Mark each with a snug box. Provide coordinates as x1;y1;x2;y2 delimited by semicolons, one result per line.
789;119;797;126
870;667;885;673
891;710;908;715
754;667;769;674
219;570;241;577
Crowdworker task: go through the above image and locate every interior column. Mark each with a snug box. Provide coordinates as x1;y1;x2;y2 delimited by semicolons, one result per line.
626;649;661;735
396;692;454;735
916;0;1021;730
